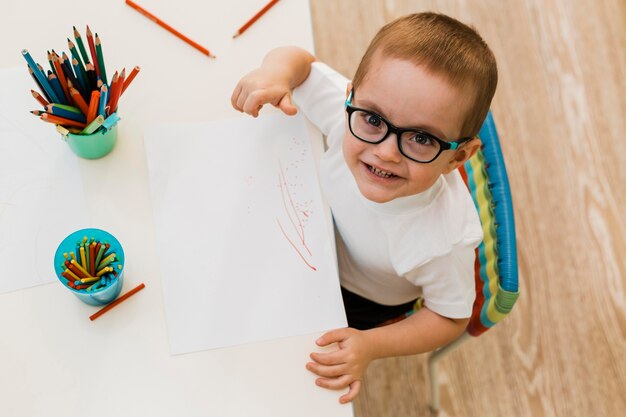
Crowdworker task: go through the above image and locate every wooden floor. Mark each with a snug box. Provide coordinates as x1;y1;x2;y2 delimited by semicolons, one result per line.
310;1;626;416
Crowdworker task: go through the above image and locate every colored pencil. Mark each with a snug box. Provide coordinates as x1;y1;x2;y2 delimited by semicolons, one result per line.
109;69;125;114
95;34;108;85
121;65;140;95
80;114;105;135
31;89;49;107
86;90;101;124
98;85;108;117
68;39;88;84
27;66;50;102
86;25;100;77
69;87;90;115
89;283;145;321
47;72;68;105
40;113;86;128
125;0;215;58
22;50;60;103
73;26;91;64
48;104;87;123
233;0;280;38
107;71;121;114
52;55;71;103
47;51;57;77
85;63;97;91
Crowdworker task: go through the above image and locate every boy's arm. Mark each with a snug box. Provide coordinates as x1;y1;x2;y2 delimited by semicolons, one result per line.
231;46;316;117
307;307;468;403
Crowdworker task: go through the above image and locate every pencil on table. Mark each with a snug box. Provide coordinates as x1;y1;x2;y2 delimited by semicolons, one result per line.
233;0;280;38
95;33;108;85
125;0;216;58
121;66;140;95
89;283;145;321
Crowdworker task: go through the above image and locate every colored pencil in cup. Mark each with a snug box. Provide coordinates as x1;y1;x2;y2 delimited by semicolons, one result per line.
233;0;280;38
73;26;91;64
125;0;215;58
86;26;100;77
95;34;108;85
121;66;140;95
31;89;49;107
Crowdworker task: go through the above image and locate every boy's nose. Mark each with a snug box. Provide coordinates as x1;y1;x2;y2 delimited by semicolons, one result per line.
373;133;403;163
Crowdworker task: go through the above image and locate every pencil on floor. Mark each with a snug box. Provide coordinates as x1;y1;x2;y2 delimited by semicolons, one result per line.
89;283;146;321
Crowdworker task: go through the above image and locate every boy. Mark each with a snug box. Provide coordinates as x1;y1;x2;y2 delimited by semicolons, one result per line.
231;12;497;403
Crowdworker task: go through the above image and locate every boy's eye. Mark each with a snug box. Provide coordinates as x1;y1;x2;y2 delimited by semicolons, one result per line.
365;113;383;128
408;132;435;146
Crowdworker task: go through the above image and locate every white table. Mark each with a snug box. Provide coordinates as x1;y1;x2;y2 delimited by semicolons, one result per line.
0;1;353;416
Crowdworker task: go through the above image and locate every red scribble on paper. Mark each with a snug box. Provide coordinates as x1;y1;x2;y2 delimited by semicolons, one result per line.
276;160;316;271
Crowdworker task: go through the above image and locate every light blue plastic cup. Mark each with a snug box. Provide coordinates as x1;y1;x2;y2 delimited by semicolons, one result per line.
54;228;125;306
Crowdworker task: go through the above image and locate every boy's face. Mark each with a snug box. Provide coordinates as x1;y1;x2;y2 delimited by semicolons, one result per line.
343;54;477;203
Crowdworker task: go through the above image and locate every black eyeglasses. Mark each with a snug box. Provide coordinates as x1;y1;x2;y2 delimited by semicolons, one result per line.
345;90;474;163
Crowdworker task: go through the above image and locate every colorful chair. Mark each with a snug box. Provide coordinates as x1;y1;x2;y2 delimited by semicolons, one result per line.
427;111;520;411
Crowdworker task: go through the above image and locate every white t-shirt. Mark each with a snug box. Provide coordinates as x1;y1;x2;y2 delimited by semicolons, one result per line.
293;62;483;319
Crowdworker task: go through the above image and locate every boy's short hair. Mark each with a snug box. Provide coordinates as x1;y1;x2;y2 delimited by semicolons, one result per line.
352;12;498;138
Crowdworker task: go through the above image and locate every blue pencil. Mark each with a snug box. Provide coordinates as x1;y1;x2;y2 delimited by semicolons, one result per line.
22;50;60;103
98;85;108;117
48;73;68;105
48;105;87;123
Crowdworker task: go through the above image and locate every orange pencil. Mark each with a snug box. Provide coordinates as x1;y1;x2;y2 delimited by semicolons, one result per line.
69;86;90;115
41;113;86;128
107;71;122;115
31;89;49;107
233;0;280;38
86;90;101;124
125;0;215;58
109;69;125;114
121;65;140;95
89;283;146;321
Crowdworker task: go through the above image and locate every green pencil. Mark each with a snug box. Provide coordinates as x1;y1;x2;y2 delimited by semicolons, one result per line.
95;33;107;85
73;26;91;64
80;115;105;135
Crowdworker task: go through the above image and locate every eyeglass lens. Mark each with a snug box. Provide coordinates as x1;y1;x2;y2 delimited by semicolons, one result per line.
349;109;441;162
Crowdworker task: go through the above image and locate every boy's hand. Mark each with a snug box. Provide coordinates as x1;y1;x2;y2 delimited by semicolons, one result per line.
306;327;374;404
231;67;298;118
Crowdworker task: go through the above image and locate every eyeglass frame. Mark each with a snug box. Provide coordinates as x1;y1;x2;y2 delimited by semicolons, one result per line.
344;89;475;163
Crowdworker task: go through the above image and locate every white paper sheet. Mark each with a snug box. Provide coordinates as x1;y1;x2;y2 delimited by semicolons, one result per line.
0;67;88;294
145;113;346;354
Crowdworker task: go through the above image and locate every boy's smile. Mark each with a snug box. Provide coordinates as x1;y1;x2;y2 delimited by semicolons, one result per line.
342;53;474;203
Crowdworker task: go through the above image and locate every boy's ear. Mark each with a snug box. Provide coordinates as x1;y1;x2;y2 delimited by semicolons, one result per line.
443;137;482;174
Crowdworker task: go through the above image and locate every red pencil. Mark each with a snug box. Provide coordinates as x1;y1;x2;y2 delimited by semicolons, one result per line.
233;0;280;38
86;25;101;77
89;283;146;321
69;86;89;115
31;89;49;107
125;0;215;58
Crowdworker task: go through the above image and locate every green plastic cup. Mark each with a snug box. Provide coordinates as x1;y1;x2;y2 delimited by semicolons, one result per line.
62;123;118;159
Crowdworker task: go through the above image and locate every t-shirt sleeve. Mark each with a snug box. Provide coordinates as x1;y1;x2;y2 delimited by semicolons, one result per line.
403;245;477;319
292;62;349;139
